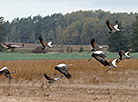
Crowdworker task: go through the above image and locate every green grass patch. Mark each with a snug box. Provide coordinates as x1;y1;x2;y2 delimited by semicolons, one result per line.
0;52;137;61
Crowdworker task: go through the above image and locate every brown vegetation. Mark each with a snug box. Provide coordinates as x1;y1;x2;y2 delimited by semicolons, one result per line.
0;59;138;83
0;59;138;101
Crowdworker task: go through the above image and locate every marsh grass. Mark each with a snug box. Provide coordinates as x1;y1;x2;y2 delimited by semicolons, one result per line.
0;59;138;84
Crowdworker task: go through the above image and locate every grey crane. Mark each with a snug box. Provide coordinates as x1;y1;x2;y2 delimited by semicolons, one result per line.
7;43;24;49
89;38;108;52
105;20;123;36
43;73;63;84
117;50;135;63
0;66;16;80
54;64;72;79
38;35;56;50
88;51;121;72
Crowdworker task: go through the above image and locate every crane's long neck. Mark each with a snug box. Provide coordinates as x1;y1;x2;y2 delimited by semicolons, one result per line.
67;64;73;66
130;55;135;58
10;71;16;74
103;46;108;48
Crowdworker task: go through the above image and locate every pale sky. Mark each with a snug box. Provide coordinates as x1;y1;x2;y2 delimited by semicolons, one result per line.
0;0;138;22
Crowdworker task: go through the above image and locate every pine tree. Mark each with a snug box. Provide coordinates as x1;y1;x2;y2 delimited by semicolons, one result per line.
130;15;138;52
0;17;7;51
108;31;129;52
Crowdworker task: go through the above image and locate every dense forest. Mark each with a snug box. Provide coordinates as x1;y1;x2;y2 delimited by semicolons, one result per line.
5;10;138;46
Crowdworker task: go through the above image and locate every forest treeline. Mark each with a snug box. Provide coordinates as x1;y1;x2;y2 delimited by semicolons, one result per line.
5;9;137;45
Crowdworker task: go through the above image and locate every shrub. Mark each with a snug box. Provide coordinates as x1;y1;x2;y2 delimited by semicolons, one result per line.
79;46;84;52
32;46;47;53
67;46;73;53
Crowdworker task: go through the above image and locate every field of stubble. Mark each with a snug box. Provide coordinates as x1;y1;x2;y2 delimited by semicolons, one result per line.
0;59;138;102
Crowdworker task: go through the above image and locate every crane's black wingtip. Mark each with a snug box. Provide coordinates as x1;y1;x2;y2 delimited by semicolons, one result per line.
38;35;42;39
90;38;95;42
43;73;47;76
105;20;109;23
66;74;72;79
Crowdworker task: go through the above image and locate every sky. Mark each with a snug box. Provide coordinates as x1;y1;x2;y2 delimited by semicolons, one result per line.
0;0;138;22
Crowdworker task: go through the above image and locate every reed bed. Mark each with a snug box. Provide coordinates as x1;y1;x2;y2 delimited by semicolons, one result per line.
0;59;138;84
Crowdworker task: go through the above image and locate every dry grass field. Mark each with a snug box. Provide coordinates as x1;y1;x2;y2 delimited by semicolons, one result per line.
4;42;92;50
0;59;138;101
3;42;108;53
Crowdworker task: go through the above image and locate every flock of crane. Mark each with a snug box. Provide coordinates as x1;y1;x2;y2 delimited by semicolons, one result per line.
0;20;135;86
88;20;135;73
0;33;73;86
